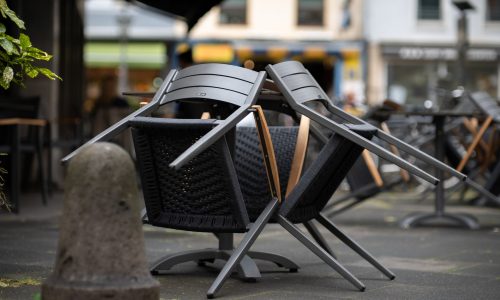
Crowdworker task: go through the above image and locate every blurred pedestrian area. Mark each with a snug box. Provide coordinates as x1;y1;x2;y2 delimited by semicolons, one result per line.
1;189;500;299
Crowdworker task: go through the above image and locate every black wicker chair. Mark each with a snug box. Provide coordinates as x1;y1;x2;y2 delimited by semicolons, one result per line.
64;64;302;296
207;120;396;297
131;105;291;298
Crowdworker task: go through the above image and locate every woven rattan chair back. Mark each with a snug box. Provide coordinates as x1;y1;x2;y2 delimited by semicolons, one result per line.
234;126;299;220
131;117;249;233
280;124;376;222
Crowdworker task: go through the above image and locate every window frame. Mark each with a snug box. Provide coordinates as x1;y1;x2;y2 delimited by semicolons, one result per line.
219;0;248;25
417;0;442;21
296;0;325;27
486;0;500;22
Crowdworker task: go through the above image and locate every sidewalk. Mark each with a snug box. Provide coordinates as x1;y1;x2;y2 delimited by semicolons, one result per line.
1;191;500;299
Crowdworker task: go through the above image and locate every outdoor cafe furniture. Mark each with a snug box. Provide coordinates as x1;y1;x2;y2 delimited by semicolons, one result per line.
466;91;500;206
393;92;500;228
266;61;500;229
209;113;396;297
323;103;411;217
395;110;482;229
0;96;49;213
64;63;397;298
390;93;500;229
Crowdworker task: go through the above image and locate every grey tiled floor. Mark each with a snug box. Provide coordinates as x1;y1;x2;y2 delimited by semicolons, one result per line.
1;191;500;299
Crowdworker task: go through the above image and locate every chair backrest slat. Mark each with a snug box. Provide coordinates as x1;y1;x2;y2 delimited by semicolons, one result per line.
283;73;319;91
163;86;248;106
174;63;259;83
267;63;329;105
168;74;254;96
271;60;308;77
292;86;328;104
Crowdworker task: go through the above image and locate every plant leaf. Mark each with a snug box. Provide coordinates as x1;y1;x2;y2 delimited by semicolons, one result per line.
24;65;38;78
0;22;5;33
0;37;13;54
19;33;31;48
26;48;51;61
0;65;12;89
0;0;25;29
38;67;61;81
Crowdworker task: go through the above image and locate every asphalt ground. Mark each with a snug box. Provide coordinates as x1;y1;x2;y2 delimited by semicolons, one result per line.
1;190;500;299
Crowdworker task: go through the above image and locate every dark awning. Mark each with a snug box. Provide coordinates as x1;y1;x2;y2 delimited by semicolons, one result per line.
128;0;224;31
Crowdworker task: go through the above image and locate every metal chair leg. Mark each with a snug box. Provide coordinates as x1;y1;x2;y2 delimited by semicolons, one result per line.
277;215;366;292
303;221;336;259
317;213;395;280
206;199;279;299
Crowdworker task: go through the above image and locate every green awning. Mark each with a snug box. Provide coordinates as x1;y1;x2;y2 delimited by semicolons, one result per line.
84;42;166;69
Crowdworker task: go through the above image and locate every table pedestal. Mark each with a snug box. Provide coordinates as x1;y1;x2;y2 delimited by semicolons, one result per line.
400;115;479;229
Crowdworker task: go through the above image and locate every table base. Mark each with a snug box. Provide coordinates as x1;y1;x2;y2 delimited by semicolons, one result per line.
400;212;479;229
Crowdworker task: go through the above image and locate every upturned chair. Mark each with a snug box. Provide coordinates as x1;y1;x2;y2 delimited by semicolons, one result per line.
265;60;446;186
65;63;307;297
207;119;396;298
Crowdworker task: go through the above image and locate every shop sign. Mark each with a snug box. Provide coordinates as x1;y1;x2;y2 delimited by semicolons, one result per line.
383;45;498;61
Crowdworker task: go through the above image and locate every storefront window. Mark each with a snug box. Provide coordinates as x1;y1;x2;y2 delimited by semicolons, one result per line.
387;64;430;106
219;0;247;25
418;0;441;20
387;62;498;108
464;64;498;97
297;0;324;26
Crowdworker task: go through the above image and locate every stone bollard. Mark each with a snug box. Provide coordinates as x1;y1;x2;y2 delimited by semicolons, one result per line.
42;142;159;300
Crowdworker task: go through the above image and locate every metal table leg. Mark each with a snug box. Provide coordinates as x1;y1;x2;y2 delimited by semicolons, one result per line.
400;116;479;229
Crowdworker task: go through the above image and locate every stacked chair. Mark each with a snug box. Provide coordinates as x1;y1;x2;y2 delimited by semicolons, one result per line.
64;62;453;298
0;96;49;212
323;103;411;217
461;92;500;206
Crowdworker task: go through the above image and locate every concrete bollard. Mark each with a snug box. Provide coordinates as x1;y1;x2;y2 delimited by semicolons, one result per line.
42;142;159;300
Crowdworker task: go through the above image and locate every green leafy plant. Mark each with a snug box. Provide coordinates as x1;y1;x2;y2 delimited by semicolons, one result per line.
0;0;61;89
0;1;61;211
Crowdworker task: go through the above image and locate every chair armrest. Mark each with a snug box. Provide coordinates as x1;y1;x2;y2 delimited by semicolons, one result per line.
286;116;310;197
61;69;177;164
361;150;384;187
251;105;282;203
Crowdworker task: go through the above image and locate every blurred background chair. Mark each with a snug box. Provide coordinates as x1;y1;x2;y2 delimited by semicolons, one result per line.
0;96;49;212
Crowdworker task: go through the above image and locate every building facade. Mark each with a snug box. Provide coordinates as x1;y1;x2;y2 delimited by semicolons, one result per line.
364;0;500;106
187;0;365;102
